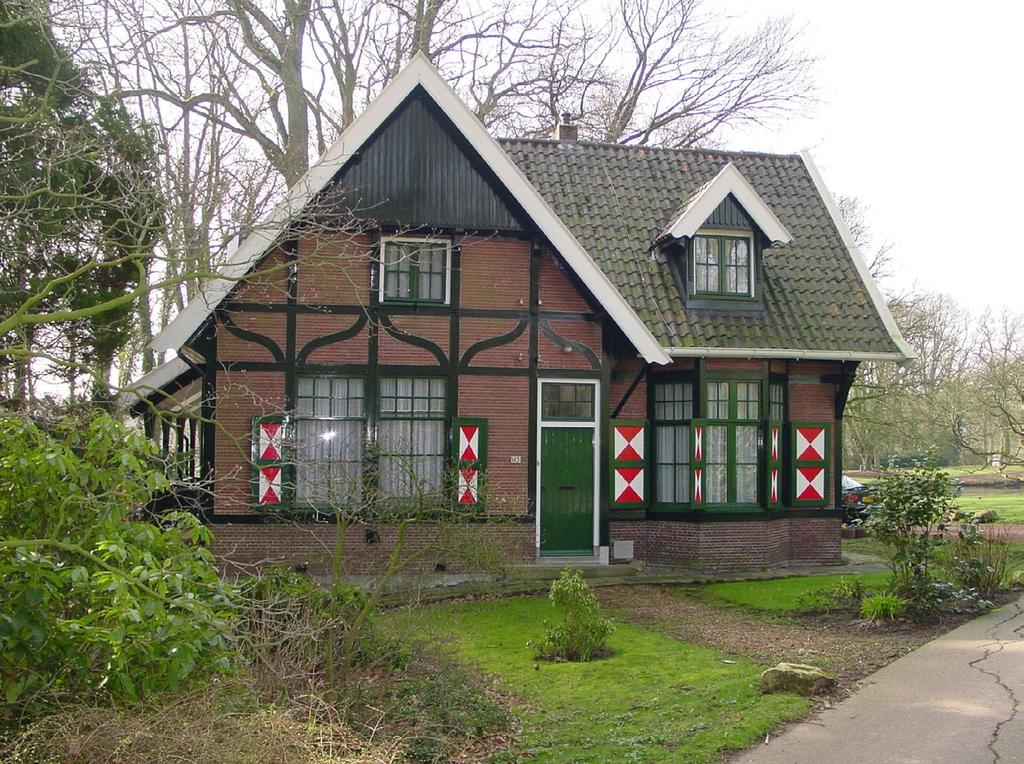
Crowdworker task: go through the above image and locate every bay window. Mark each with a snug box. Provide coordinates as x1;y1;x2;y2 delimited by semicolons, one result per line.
653;381;693;504
703;380;759;505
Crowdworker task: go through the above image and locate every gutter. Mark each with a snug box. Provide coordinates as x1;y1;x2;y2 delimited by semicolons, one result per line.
663;346;912;364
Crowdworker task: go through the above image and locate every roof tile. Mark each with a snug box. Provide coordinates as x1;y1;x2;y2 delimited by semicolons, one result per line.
500;139;899;354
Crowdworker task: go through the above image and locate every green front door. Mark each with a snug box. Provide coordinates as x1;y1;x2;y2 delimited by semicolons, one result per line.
540;428;594;555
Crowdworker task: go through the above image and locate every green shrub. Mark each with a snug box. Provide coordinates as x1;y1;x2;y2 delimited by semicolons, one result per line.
865;463;958;614
859;593;907;621
941;524;1012;599
794;576;866;612
532;568;612;662
0;413;236;721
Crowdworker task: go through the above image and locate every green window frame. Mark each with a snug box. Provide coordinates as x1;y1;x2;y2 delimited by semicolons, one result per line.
378;377;447;499
769;381;785;423
380;238;449;304
693;232;753;297
652;380;694;506
294;376;365;507
541;382;595;422
702;379;760;507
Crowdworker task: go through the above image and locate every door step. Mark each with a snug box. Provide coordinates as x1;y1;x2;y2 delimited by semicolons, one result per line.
534;555;603;567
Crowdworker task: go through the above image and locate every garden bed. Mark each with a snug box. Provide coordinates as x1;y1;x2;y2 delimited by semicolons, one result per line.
381;567;1014;762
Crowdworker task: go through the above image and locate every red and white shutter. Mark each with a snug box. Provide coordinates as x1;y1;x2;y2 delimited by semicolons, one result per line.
765;421;783;508
453;418;487;506
610;420;647;509
252;415;286;507
790;422;830;507
691;420;707;507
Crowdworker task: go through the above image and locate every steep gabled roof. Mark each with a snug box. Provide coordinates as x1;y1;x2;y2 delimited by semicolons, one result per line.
499;139;913;361
152;54;670;364
663;162;792;244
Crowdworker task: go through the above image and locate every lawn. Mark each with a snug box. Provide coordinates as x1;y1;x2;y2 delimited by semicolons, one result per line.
688;572;891;612
956;489;1024;524
389;596;810;763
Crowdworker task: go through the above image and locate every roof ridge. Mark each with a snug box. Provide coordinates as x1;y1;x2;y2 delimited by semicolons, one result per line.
497;136;801;161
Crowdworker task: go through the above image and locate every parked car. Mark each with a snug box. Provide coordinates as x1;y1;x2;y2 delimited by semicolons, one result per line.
841;475;877;525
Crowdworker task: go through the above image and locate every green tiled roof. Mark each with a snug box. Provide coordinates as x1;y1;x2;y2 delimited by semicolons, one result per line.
499;138;902;355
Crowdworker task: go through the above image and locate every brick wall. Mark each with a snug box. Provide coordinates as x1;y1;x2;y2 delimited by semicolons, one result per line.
789;369;840;506
213;371;286;515
217;312;287;363
211;520;535;575
460;236;530;309
296;232;372;304
610;516;841;571
458;375;530;512
379;315;449;365
296;314;369;364
538;252;590;312
610;360;647;418
461;317;529;369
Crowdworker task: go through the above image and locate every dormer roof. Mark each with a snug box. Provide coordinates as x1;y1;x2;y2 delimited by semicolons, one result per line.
662;162;792;244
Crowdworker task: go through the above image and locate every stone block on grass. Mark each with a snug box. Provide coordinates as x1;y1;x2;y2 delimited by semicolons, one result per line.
760;663;837;696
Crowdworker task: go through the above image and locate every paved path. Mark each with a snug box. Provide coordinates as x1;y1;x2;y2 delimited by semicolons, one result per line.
738;594;1024;764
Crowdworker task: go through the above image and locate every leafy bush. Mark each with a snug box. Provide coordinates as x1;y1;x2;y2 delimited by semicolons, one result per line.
941;524;1012;599
0;412;236;720
865;464;958;614
794;576;866;613
532;568;612;661
859;593;907;622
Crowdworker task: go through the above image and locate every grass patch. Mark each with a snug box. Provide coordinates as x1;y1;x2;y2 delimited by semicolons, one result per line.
389;596;809;763
956;489;1024;524
686;573;891;613
841;536;890;559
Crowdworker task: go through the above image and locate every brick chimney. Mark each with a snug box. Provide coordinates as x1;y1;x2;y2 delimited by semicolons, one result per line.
552;111;578;142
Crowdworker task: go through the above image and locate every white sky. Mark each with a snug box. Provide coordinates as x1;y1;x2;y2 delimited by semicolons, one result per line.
717;0;1024;313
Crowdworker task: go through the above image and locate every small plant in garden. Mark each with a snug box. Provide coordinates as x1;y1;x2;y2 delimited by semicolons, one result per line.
795;576;866;613
532;568;613;661
859;593;907;622
865;463;958;615
941;523;1013;599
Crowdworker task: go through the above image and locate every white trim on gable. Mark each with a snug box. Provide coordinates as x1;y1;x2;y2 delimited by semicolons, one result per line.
151;53;670;364
799;151;916;363
665;162;792;244
118;356;194;409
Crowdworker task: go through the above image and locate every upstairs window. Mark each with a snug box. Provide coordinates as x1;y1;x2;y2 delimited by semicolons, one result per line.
380;238;449;303
692;232;753;297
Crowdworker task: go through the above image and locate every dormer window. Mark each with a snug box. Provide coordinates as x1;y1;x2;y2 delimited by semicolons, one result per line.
693;232;753;297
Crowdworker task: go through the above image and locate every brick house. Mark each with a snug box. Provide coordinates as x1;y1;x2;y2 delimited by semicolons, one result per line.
128;54;912;573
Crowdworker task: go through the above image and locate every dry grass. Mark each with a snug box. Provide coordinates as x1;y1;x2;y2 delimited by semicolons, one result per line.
595;584;948;686
1;686;398;764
